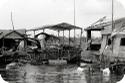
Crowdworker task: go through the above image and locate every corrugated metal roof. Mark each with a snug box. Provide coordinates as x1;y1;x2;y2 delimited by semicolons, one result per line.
85;17;125;32
85;17;125;35
85;22;110;31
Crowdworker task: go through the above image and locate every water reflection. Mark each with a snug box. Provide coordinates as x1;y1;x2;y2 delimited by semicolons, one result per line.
0;63;124;83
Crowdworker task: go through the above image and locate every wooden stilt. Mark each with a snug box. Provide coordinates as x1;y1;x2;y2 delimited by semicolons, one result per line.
2;37;4;53
63;30;64;45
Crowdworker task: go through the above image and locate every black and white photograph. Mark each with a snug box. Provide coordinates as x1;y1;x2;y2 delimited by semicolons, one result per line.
0;0;125;83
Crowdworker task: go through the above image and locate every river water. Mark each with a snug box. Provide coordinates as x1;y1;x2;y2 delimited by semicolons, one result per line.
0;63;123;83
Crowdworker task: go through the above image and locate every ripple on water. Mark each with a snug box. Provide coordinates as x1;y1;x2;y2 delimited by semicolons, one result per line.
0;63;123;83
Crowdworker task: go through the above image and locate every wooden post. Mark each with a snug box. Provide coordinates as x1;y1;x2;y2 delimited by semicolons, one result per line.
58;30;59;37
25;29;26;34
57;30;60;59
80;29;83;47
2;37;4;53
74;0;76;41
74;29;75;41
69;30;70;45
63;30;64;45
87;30;91;41
33;30;35;38
58;30;60;44
24;38;27;52
111;0;114;53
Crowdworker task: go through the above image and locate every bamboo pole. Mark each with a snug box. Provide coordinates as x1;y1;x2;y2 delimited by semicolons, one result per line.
112;0;114;31
111;0;114;53
74;0;76;41
11;12;15;30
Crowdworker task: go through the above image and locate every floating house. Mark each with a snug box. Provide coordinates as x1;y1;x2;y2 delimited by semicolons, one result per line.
0;30;26;52
0;30;27;64
83;17;125;64
0;30;43;64
27;22;83;64
0;23;83;65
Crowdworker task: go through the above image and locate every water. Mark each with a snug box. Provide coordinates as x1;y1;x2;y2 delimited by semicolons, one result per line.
0;63;123;83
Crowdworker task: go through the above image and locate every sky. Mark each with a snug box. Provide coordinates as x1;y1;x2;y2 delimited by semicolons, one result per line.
0;0;125;31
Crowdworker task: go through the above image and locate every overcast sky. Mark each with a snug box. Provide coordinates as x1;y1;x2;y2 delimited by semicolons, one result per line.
0;0;125;30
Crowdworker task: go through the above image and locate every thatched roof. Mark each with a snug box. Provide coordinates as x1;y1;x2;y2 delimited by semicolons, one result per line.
42;22;82;31
0;30;26;39
27;22;82;31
